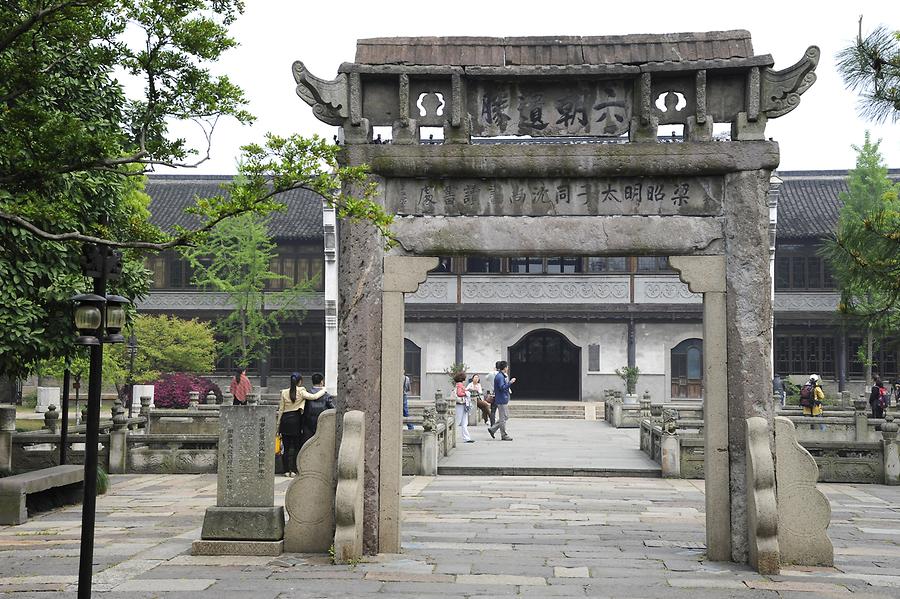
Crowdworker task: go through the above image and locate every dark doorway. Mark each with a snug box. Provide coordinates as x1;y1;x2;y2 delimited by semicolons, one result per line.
509;329;580;400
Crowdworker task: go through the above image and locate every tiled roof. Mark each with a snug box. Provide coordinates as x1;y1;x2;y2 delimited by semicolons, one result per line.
145;175;324;242
355;31;754;67
776;170;900;240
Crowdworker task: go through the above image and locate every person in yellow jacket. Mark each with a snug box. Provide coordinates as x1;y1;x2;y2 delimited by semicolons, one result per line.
801;374;825;430
277;372;326;477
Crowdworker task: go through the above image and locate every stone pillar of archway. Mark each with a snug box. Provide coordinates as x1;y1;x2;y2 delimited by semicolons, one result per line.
670;255;729;561
379;256;438;552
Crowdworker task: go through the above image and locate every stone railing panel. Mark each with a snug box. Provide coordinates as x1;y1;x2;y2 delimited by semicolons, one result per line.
774;417;833;567
284;409;336;553
634;275;701;304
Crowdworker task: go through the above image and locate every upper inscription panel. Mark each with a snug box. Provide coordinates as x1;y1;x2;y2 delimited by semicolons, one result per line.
385;176;723;216
470;80;632;137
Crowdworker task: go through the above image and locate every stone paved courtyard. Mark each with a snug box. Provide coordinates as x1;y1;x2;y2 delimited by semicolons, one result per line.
2;472;900;597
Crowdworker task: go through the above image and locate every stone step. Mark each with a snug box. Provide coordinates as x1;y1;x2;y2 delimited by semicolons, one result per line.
437;465;661;477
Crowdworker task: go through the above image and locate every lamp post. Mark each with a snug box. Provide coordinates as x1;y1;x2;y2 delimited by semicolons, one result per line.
72;244;129;599
126;331;137;418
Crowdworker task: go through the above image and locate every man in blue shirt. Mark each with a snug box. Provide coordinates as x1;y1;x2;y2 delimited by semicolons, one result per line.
488;360;516;441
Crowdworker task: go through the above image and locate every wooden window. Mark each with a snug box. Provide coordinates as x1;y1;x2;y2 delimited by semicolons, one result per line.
509;257;543;273
404;339;422;396
586;257;628;272
547;257;581;273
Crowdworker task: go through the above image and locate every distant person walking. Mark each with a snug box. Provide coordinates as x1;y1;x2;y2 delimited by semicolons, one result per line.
454;372;474;443
869;376;887;420
799;374;825;431
773;373;787;409
487;361;515;441
467;374;490;424
484;362;500;427
403;370;413;430
230;367;252;405
276;372;327;477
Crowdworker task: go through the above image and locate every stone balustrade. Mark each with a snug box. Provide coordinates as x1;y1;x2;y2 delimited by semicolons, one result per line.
640;403;900;485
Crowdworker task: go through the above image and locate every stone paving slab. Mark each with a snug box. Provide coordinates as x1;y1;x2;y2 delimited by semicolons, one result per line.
439;419;661;476
2;473;900;596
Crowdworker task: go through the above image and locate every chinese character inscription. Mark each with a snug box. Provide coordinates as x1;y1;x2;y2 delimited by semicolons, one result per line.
469;81;632;137
387;176;723;217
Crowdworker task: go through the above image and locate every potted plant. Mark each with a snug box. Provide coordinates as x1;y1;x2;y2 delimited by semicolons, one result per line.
615;366;640;404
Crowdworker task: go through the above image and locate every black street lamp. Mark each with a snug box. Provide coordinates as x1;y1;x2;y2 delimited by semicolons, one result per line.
126;331;138;418
71;243;130;599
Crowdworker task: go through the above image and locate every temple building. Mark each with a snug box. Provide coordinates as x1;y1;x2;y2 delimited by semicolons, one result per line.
141;168;900;399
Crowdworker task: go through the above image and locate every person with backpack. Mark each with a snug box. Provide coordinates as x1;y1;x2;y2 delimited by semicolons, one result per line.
799;374;825;431
300;372;335;449
869;376;887;420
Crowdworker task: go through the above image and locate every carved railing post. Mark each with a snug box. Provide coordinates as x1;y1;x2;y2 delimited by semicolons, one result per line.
853;397;869;443
882;414;900;486
746;417;779;575
0;405;14;473
334;410;365;564
109;399;128;474
44;404;60;435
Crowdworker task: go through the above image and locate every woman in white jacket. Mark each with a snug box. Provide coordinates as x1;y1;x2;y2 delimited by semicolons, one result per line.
453;372;474;443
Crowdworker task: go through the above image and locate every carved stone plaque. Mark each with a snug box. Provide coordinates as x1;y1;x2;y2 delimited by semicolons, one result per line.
467;80;633;137
386;176;723;216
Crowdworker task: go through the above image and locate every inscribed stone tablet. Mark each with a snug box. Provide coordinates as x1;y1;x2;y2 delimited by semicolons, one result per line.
385;176;723;217
217;405;276;508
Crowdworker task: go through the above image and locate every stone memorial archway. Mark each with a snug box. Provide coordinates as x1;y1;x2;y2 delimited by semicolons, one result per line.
293;31;819;563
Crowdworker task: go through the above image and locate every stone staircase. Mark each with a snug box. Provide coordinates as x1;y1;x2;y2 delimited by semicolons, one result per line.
509;401;601;420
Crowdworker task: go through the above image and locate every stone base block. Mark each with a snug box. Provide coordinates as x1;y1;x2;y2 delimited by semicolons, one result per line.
192;539;283;556
201;506;284;541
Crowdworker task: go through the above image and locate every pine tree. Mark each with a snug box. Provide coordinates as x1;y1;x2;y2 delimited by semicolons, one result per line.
824;133;900;380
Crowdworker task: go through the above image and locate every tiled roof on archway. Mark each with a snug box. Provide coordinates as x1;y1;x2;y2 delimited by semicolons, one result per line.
354;31;754;67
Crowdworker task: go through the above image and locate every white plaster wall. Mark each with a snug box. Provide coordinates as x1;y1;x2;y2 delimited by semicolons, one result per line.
634;322;704;401
408;320;703;403
404;322;456;402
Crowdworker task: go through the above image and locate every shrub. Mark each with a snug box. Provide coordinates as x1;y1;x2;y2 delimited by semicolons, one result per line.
153;372;222;408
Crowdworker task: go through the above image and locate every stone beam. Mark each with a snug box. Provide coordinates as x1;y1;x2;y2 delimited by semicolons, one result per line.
342;142;780;178
390;216;724;256
669;255;730;561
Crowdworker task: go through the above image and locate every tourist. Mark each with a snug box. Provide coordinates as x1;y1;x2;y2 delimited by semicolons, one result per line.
484;362;500;426
773;373;787;409
403;370;413;430
467;374;490;424
276;372;327;477
300;373;335;448
229;367;251;405
454;372;474;443
869;376;887;420
800;374;825;431
488;361;515;441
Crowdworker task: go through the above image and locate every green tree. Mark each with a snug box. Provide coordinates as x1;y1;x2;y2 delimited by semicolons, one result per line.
117;314;216;382
824;133;900;381
182;212;314;369
0;3;386;380
837;18;900;123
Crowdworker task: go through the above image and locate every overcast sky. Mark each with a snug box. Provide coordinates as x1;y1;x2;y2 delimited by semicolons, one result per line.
167;0;899;174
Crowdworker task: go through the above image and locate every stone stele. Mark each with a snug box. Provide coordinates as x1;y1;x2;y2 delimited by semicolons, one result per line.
196;405;284;553
774;416;833;567
284;409;337;553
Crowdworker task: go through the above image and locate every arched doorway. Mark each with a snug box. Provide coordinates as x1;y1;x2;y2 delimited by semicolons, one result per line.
508;329;580;400
671;338;703;399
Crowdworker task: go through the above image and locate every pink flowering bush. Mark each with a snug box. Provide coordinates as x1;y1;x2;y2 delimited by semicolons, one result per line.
153;373;222;408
